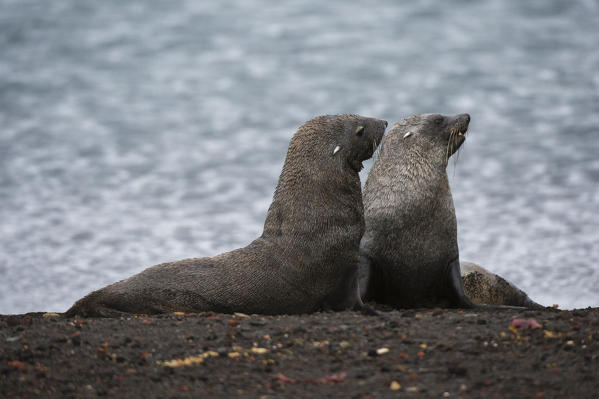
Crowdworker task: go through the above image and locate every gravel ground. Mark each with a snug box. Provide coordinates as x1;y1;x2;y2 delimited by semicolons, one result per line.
1;306;598;398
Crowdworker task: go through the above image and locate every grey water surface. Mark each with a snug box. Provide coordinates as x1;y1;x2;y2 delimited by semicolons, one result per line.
1;0;598;313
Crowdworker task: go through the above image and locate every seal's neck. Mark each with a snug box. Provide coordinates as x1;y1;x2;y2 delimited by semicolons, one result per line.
365;143;451;219
388;143;448;184
262;161;362;241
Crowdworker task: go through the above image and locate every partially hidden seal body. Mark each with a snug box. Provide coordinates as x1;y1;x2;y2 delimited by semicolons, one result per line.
359;113;473;308
66;114;387;317
461;261;543;309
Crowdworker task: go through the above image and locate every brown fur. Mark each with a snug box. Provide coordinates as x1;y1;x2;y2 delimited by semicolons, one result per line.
359;113;473;308
461;262;543;308
66;114;387;317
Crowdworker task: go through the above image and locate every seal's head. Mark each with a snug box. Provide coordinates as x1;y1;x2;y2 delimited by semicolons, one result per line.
289;114;387;173
390;113;470;164
328;114;388;172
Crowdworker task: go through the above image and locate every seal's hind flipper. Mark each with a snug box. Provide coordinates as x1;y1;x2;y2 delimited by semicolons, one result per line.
448;259;527;310
447;258;475;308
356;302;378;316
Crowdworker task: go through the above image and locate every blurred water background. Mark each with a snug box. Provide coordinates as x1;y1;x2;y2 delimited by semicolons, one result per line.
1;0;598;313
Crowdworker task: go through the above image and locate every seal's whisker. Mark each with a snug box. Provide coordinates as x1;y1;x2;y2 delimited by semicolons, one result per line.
372;137;382;160
452;137;458;177
451;130;458;172
446;130;454;165
445;133;450;165
450;131;455;163
376;136;385;159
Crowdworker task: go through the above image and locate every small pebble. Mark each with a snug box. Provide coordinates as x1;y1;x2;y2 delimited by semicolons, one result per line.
376;347;389;355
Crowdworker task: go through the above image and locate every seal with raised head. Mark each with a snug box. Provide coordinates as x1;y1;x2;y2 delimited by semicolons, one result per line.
461;261;543;309
66;114;387;317
359;113;473;308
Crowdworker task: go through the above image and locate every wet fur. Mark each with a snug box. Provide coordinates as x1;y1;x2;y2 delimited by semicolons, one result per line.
66;114;387;317
461;262;543;309
359;113;473;308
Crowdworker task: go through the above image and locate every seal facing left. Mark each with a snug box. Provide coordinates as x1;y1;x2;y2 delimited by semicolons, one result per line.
66;114;387;317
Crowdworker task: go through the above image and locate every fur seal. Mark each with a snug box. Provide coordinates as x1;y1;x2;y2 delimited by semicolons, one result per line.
359;113;473;308
66;114;387;317
461;261;543;309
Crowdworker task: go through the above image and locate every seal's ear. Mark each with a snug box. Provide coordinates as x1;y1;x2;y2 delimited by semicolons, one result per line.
355;126;364;137
403;131;413;139
333;145;341;155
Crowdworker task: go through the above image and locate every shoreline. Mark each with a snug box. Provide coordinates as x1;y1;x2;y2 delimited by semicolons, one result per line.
2;307;598;398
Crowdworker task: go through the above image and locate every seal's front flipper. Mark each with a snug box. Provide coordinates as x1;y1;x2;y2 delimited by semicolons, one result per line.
356;302;378;315
352;282;378;316
358;248;373;302
321;268;369;313
447;258;475;308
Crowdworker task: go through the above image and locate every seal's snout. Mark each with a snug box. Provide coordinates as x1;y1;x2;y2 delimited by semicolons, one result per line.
445;113;470;157
453;113;470;137
457;113;470;132
371;118;387;142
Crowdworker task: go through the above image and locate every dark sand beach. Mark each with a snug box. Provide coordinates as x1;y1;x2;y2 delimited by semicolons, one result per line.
1;306;597;398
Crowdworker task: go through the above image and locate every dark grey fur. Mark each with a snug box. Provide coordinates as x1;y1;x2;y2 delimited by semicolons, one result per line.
66;114;387;317
461;261;543;309
359;113;473;308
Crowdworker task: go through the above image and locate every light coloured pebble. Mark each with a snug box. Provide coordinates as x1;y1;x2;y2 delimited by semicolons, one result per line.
376;347;389;355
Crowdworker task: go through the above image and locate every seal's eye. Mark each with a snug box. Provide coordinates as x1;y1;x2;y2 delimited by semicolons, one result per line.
434;117;443;125
355;126;364;137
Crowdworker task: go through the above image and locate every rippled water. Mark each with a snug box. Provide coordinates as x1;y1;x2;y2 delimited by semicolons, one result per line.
1;0;598;313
